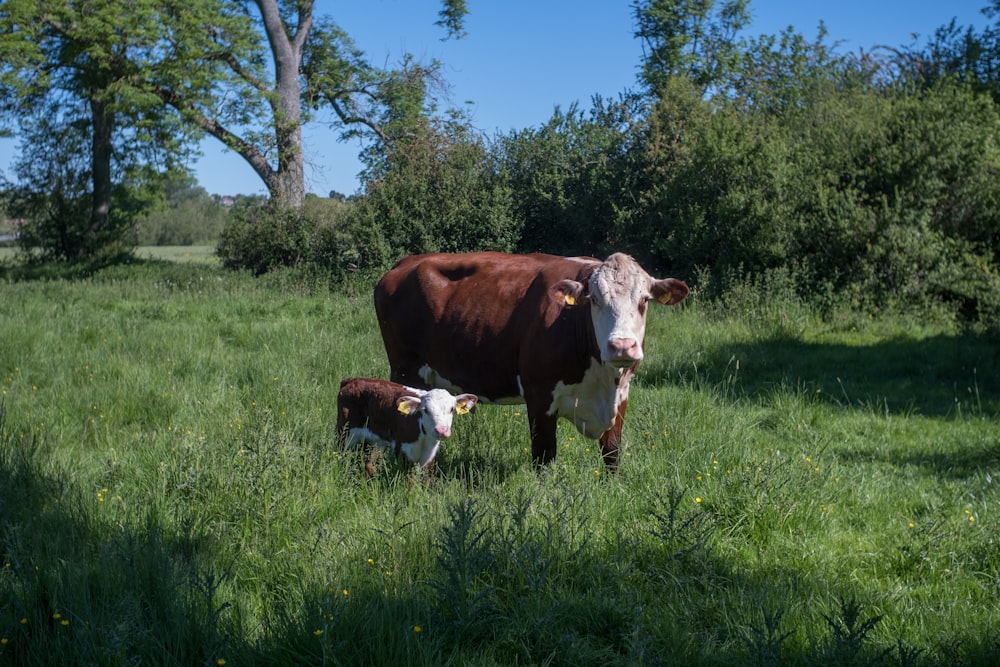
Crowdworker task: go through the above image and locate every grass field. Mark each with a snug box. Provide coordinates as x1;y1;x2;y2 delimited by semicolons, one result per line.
0;245;219;264
0;260;998;665
133;245;220;264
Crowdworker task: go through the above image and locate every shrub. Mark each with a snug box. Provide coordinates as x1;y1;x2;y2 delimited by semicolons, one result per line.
351;114;520;266
216;201;315;275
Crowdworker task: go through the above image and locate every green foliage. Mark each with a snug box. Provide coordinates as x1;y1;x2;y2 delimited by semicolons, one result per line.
215;195;365;280
625;79;797;278
429;499;497;645
0;0;206;261
776;81;1000;320
435;0;469;39
887;3;1000;102
216;201;315;275
488;4;1000;333
498;98;641;258
5;113;135;263
351;113;519;266
817;597;887;665
632;0;752;96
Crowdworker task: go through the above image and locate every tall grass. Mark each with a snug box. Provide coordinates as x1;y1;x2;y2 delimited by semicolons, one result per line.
1;261;998;665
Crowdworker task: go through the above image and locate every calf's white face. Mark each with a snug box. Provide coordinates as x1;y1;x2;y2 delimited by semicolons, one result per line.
398;388;478;439
396;388;478;467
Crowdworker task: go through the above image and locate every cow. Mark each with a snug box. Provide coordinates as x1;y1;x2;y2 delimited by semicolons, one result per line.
336;377;479;476
373;252;689;469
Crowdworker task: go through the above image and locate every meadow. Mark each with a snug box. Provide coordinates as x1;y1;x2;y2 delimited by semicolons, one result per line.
0;260;997;665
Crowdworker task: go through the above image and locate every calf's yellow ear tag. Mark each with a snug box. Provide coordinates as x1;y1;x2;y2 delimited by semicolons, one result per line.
656;293;672;305
397;401;413;415
564;294;577;306
456;404;471;415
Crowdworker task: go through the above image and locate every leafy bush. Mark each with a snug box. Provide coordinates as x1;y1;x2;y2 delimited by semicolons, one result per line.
350;115;520;267
498;98;641;259
215;194;370;280
216;201;315;275
622;78;797;278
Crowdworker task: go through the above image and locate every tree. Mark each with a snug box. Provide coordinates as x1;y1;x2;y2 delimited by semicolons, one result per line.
497;97;644;259
632;0;751;97
880;1;1000;102
152;0;469;208
0;0;207;259
1;0;470;263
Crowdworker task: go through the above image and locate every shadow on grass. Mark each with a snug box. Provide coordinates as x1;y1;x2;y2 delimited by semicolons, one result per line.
0;252;224;283
0;407;233;665
834;428;1000;486
644;332;1000;418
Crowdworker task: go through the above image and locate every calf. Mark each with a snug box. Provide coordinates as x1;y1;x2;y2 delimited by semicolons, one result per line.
336;377;478;475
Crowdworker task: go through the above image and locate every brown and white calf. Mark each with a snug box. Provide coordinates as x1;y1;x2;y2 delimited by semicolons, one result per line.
373;252;689;468
336;377;478;475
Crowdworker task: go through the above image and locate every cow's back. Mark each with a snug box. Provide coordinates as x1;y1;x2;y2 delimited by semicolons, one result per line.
374;252;597;401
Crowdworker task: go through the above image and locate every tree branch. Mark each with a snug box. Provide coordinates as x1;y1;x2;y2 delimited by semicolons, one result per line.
154;84;275;187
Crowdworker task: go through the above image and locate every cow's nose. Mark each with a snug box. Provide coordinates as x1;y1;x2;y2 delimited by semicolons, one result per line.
435;425;451;438
607;337;642;363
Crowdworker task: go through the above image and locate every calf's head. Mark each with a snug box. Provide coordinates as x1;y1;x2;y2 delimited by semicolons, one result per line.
396;388;479;440
555;253;689;368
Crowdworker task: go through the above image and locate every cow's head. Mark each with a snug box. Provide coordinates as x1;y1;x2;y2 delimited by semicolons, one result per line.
397;388;479;440
554;253;689;368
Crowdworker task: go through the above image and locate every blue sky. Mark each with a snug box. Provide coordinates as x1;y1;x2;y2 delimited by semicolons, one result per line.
0;0;993;197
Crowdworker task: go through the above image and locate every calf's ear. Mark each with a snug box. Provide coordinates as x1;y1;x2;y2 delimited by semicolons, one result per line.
552;279;587;306
650;278;690;306
396;396;422;415
454;394;479;415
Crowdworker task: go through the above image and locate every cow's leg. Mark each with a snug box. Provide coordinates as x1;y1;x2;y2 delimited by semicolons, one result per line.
527;402;559;465
598;398;628;470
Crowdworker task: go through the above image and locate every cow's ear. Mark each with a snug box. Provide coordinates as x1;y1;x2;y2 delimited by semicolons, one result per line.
552;279;587;306
396;396;421;415
650;278;690;306
455;394;479;415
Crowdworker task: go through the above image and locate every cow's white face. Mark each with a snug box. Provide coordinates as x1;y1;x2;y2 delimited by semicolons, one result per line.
555;254;690;369
588;255;654;367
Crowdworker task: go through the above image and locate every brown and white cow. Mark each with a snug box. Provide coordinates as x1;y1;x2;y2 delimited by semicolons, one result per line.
336;377;478;475
373;252;689;468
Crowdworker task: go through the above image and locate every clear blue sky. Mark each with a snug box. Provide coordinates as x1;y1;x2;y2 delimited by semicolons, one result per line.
0;1;992;197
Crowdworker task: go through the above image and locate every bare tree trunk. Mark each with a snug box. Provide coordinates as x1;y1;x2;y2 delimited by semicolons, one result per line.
256;0;311;208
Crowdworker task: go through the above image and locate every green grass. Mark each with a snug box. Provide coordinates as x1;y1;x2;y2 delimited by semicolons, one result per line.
1;261;998;665
134;245;219;264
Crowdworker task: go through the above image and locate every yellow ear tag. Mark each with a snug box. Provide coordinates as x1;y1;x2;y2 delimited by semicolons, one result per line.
656;293;672;305
397;401;413;415
564;294;577;306
456;404;470;415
